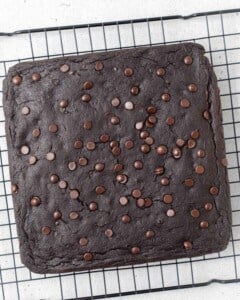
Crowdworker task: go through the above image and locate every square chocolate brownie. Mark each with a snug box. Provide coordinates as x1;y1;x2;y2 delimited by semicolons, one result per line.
3;43;231;273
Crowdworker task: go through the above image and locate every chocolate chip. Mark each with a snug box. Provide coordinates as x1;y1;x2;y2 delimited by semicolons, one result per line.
183;241;192;250
125;140;134;149
32;72;41;82
116;174;128;184
114;163;123;172
131;246;140;254
59;99;68;108
145;137;154;145
58;180;68;189
100;134;110;143
145;230;155;239
200;220;209;228
124;101;134;110
20;145;30;155
156;145;167;155
184;56;193;65
144;197;153;207
110;141;119;148
131;86;139;95
42;153;55;168
30;196;41;206
68;161;77;171
187;139;196;149
122;214;131;223
124;67;133;77
176;138;185;147
70;189;79;199
69;211;79;220
166;209;175;217
110;116;120;125
81;94;91;102
132;189;142;198
79;237;88;246
155;166;165;175
86;141;96;151
83;81;93;90
48;124;58;133
148;115;157;124
161;93;170;102
203;110;211;120
79;157;88;166
111;97;121;107
95;163;105;172
136;198;145;208
83;120;92;130
145;120;154;128
140;144;150;154
21;106;30;115
156;67;166;77
119;196;128;206
163;194;173;204
147;106;157;114
188;83;197;92
191;209;200;218
172;147;181;159
53;211;62;220
135;121;144;130
95;185;106;194
180;98;190;108
28;155;37;165
160;177;169;186
83;252;93;261
41;226;51;235
12;75;22;85
105;229;113;237
112;146;121;156
140;131;149;139
197;149;205;158
166;116;175;126
204;202;213;211
95;61;104;71
50;174;59;183
134;160;143;170
74;140;83;149
32;128;41;138
191;130;200;139
60;64;70;73
195;165;205;174
209;186;219;195
89;202;98;211
184;178;194;187
11;184;18;193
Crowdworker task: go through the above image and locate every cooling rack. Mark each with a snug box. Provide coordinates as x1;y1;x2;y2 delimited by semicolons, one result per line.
0;8;240;300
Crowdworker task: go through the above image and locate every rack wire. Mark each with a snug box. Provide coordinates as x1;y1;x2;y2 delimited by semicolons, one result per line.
0;8;240;300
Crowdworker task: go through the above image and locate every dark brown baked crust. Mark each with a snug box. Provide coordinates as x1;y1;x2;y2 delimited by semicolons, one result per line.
3;43;231;274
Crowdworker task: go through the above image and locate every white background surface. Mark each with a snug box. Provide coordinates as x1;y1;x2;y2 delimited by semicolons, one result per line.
0;0;239;32
1;1;240;299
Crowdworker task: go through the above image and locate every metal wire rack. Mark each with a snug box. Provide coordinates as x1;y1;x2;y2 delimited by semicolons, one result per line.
0;8;240;300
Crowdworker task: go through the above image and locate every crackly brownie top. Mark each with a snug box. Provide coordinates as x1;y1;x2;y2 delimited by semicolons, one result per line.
4;43;230;273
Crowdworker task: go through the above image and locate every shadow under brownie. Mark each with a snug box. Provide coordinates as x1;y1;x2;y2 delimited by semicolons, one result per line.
3;43;231;274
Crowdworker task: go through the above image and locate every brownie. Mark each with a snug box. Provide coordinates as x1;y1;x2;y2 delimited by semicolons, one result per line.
3;43;231;274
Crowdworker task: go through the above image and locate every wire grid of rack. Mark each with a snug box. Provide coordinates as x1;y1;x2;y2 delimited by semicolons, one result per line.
0;8;240;300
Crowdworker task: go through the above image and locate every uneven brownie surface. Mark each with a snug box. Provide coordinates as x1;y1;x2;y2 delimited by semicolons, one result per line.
3;43;231;273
